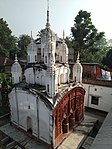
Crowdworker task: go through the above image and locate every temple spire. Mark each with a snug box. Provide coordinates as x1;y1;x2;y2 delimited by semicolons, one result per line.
46;0;50;28
31;31;32;38
15;54;18;62
31;31;33;42
63;30;65;40
63;30;65;43
76;51;80;63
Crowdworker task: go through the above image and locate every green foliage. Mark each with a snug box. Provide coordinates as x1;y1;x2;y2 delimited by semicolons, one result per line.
67;10;108;63
0;18;18;58
80;37;108;63
71;10;104;53
0;73;12;90
102;48;112;68
17;34;31;59
0;73;11;115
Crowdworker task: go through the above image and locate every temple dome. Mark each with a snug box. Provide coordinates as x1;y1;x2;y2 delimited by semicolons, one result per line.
11;57;22;73
27;40;37;52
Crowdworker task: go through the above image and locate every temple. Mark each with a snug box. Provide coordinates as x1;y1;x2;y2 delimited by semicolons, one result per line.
9;0;85;148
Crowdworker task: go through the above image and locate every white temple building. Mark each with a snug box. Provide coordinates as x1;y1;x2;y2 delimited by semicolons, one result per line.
9;1;85;148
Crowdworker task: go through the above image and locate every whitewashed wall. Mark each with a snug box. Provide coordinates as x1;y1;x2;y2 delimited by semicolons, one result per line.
9;88;38;135
58;43;68;64
9;89;18;123
27;42;37;63
56;66;69;85
35;69;46;86
24;68;35;84
9;88;53;144
38;97;52;144
84;83;112;112
17;90;38;136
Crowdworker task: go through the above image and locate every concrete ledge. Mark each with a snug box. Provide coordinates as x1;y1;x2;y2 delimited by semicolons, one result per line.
1;136;9;144
0;113;9;119
6;140;15;149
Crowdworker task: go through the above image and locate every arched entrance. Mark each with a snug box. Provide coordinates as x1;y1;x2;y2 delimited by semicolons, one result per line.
62;114;69;134
27;116;33;135
53;87;85;148
69;111;75;130
75;95;84;124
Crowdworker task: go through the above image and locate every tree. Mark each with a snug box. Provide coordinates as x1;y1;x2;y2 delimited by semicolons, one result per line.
71;10;104;62
102;48;112;68
0;18;18;57
0;72;12;114
17;34;31;59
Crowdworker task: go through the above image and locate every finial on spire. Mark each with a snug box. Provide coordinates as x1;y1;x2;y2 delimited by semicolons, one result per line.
76;51;80;63
30;30;33;42
46;0;50;28
63;30;65;40
31;31;32;38
15;54;18;62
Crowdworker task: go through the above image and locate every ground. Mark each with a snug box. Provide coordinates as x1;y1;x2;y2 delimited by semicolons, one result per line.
0;108;107;149
57;107;106;149
0;106;10;116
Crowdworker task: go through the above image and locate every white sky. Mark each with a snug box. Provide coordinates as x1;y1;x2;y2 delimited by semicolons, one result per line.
0;0;112;39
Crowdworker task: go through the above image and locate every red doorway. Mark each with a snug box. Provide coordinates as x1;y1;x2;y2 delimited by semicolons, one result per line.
53;87;85;148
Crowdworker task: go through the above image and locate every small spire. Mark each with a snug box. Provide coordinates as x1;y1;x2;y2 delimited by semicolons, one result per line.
31;31;33;39
62;30;65;43
46;0;50;28
31;31;33;42
63;30;65;40
76;51;80;63
15;54;18;62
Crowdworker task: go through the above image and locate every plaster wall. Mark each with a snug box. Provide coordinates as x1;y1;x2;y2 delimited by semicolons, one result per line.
9;89;38;135
38;97;52;144
17;90;38;136
24;68;35;84
35;69;46;86
9;88;53;144
9;90;18;123
12;72;22;84
84;83;112;112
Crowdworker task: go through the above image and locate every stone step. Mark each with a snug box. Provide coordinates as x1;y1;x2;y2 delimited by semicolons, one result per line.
1;136;16;149
6;140;16;149
1;136;9;144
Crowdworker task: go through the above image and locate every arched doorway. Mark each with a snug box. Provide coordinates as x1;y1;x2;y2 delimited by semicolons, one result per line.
75;109;80;122
75;95;84;123
62;115;69;134
27;116;33;135
69;110;75;130
53;87;85;148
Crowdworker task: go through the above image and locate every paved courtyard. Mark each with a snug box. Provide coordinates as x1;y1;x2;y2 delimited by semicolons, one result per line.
0;115;97;149
58;115;97;149
0;109;106;149
0;123;48;149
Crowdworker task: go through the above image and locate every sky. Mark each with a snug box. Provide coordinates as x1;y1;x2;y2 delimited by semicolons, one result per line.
0;0;112;39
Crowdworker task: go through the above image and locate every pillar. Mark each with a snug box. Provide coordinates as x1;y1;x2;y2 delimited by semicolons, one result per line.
69;111;75;128
62;116;69;133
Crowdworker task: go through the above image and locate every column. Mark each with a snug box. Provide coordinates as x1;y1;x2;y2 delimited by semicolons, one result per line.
62;116;69;133
69;111;75;128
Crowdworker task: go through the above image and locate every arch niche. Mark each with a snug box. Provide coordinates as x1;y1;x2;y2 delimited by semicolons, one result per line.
53;86;85;148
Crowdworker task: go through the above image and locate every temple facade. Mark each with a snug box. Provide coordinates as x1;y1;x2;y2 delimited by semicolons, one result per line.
9;1;85;148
